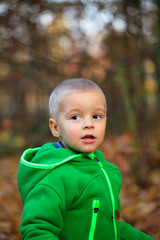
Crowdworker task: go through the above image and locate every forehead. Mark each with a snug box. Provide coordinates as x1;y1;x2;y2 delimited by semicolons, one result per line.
58;89;106;111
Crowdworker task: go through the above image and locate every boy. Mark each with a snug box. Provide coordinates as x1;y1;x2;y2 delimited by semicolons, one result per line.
17;78;154;240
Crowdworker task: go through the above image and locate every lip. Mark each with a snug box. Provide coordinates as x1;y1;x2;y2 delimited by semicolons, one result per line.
81;134;96;144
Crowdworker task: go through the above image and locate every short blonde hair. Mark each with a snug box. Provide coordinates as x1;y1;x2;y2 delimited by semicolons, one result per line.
49;78;107;119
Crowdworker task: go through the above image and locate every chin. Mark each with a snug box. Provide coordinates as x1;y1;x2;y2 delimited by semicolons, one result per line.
71;144;97;153
81;148;96;153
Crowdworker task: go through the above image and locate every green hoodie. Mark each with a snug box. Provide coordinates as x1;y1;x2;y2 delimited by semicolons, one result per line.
17;142;154;240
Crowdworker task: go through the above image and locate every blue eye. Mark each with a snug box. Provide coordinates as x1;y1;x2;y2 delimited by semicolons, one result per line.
71;115;80;120
93;114;101;119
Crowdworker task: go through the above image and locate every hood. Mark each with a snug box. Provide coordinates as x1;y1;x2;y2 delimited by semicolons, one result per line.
17;142;103;203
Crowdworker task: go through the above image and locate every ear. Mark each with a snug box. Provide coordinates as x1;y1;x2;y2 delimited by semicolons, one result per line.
49;118;60;138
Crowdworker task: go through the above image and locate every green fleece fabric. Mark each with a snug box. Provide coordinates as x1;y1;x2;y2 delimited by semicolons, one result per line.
17;142;154;240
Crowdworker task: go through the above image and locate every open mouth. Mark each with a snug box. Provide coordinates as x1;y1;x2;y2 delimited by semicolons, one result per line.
82;134;95;139
81;134;96;143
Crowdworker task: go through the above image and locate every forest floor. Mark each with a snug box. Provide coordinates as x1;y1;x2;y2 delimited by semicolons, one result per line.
0;132;159;240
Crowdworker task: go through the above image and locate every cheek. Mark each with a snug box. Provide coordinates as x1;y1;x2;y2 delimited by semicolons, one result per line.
60;123;80;139
67;126;79;137
98;123;106;137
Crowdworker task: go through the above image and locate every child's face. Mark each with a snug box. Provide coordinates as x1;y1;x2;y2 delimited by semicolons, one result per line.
50;90;107;153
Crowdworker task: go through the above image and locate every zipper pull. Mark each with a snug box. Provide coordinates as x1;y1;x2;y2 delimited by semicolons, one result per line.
89;199;100;240
94;208;99;213
93;199;100;213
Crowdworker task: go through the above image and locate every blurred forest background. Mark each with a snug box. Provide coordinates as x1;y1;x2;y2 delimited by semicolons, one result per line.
0;0;160;239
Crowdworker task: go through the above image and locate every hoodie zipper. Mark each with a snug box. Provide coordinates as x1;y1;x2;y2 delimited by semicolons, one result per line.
86;153;117;240
88;199;100;240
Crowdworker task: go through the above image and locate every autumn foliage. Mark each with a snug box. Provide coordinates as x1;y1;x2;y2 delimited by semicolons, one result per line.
0;0;159;239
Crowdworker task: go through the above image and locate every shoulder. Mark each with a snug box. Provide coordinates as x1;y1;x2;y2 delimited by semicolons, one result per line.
95;149;120;172
95;149;122;187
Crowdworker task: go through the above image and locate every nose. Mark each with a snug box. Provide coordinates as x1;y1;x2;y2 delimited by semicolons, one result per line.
83;117;94;129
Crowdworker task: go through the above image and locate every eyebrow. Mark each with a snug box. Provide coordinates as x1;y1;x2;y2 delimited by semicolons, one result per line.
66;107;106;115
65;108;81;115
95;107;105;111
93;106;106;112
